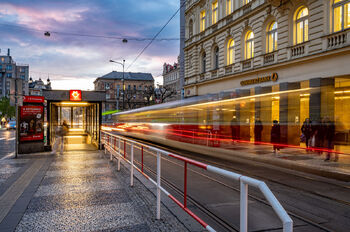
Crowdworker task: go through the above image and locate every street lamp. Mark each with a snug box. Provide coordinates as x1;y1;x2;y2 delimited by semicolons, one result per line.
109;59;125;111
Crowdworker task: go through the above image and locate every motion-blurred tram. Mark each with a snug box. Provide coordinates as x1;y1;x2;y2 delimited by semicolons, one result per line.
103;84;350;157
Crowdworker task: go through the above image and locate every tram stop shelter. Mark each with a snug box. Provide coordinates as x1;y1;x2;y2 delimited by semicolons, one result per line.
18;90;105;154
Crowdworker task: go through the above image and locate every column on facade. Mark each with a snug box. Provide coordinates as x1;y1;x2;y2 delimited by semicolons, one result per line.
279;82;301;145
254;86;272;142
309;77;335;122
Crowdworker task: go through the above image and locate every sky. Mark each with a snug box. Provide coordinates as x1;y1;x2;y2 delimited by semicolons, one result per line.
0;0;180;90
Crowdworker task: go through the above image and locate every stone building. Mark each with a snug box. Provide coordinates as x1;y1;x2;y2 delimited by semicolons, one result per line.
0;49;29;97
28;78;52;96
163;57;181;102
94;71;154;119
184;0;350;145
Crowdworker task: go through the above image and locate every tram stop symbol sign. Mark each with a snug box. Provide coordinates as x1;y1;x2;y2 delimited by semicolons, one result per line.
70;90;82;101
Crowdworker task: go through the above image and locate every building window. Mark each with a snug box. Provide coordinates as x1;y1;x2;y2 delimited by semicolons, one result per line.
213;47;219;69
202;52;206;73
212;1;218;24
244;0;252;5
105;83;110;89
245;31;254;59
133;85;136;90
6;65;12;71
227;39;235;65
333;0;350;32
6;73;12;78
0;65;2;70
200;10;206;32
189;19;193;37
226;0;232;15
295;7;309;44
20;75;25;80
267;21;278;53
128;85;131;90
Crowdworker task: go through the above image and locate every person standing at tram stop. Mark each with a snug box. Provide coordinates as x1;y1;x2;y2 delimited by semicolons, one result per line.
301;118;312;151
271;120;281;154
254;118;263;144
51;120;69;155
325;119;337;161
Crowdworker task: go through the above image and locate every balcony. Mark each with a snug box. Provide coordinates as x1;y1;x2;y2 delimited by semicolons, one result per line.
327;31;348;49
225;65;233;74
264;53;275;64
242;2;252;14
290;44;305;58
199;73;205;80
211;69;218;78
242;59;252;70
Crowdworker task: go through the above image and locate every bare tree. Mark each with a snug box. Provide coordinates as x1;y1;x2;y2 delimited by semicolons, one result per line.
156;86;177;103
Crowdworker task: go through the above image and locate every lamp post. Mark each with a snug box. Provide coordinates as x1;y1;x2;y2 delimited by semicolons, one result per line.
109;59;125;111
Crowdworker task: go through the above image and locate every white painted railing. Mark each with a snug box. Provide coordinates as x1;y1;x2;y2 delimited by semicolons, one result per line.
101;131;293;232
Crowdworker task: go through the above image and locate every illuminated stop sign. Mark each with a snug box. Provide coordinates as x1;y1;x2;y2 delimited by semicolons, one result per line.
70;90;82;101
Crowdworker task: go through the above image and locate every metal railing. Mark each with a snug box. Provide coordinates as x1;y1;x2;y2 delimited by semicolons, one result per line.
101;131;293;232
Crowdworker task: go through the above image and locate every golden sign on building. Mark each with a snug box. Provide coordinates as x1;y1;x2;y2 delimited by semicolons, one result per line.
240;73;278;86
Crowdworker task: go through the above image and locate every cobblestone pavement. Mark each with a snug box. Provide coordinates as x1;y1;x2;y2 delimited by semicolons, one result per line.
0;151;188;232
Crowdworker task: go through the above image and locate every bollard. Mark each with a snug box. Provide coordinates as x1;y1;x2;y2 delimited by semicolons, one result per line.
240;181;248;232
131;143;134;187
156;151;161;220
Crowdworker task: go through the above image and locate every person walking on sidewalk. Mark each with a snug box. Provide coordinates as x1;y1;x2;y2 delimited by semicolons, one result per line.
271;120;281;154
51;120;69;155
301;118;312;151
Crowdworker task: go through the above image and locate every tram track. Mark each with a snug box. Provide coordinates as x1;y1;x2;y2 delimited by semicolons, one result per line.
116;136;348;231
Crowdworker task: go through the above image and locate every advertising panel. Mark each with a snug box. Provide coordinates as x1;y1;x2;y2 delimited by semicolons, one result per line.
70;90;82;101
19;105;44;141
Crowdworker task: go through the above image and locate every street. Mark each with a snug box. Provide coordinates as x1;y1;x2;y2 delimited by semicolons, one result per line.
0;130;15;160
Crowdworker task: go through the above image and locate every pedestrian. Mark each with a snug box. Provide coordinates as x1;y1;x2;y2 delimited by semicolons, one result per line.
315;118;326;155
301;118;312;151
254;118;263;144
271;120;281;153
324;119;336;161
230;116;240;142
51;120;69;155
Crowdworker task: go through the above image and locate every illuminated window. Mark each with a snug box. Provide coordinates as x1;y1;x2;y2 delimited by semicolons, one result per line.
333;0;350;32
245;31;254;59
202;52;206;73
189;19;193;37
200;10;206;32
212;1;218;24
244;0;252;5
267;21;278;53
226;0;232;15
227;39;235;65
214;47;219;69
295;7;309;44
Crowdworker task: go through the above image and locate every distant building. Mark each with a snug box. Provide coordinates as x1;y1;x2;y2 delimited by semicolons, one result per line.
94;71;154;120
28;78;52;96
162;57;181;102
0;48;29;97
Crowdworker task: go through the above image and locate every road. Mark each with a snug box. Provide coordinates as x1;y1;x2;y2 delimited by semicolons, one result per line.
111;137;350;232
0;129;15;160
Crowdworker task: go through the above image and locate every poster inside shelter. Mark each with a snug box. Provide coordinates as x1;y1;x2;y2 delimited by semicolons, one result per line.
20;105;44;141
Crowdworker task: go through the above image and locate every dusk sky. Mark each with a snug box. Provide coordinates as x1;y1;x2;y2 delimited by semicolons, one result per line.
0;0;180;90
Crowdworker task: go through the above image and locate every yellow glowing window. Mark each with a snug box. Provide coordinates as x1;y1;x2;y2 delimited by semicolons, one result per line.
245;31;254;59
212;1;218;24
226;0;232;15
333;0;350;32
267;21;278;53
295;7;308;44
200;11;206;32
227;39;235;65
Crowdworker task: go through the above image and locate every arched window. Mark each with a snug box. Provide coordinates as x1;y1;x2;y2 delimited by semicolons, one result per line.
202;52;206;73
295;7;309;44
227;39;235;65
267;21;278;53
333;0;350;32
245;31;254;59
213;47;219;69
189;19;193;37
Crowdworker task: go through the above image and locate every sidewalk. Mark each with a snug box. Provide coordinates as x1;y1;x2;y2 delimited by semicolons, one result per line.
0;150;189;231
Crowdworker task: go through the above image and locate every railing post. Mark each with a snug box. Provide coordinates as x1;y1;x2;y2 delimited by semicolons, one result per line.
156;151;161;220
141;146;144;172
109;136;113;161
131;143;134;187
240;181;248;232
124;140;126;158
184;161;187;208
118;138;121;171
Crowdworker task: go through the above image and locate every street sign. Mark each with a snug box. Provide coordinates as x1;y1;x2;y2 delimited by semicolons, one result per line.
23;96;45;103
